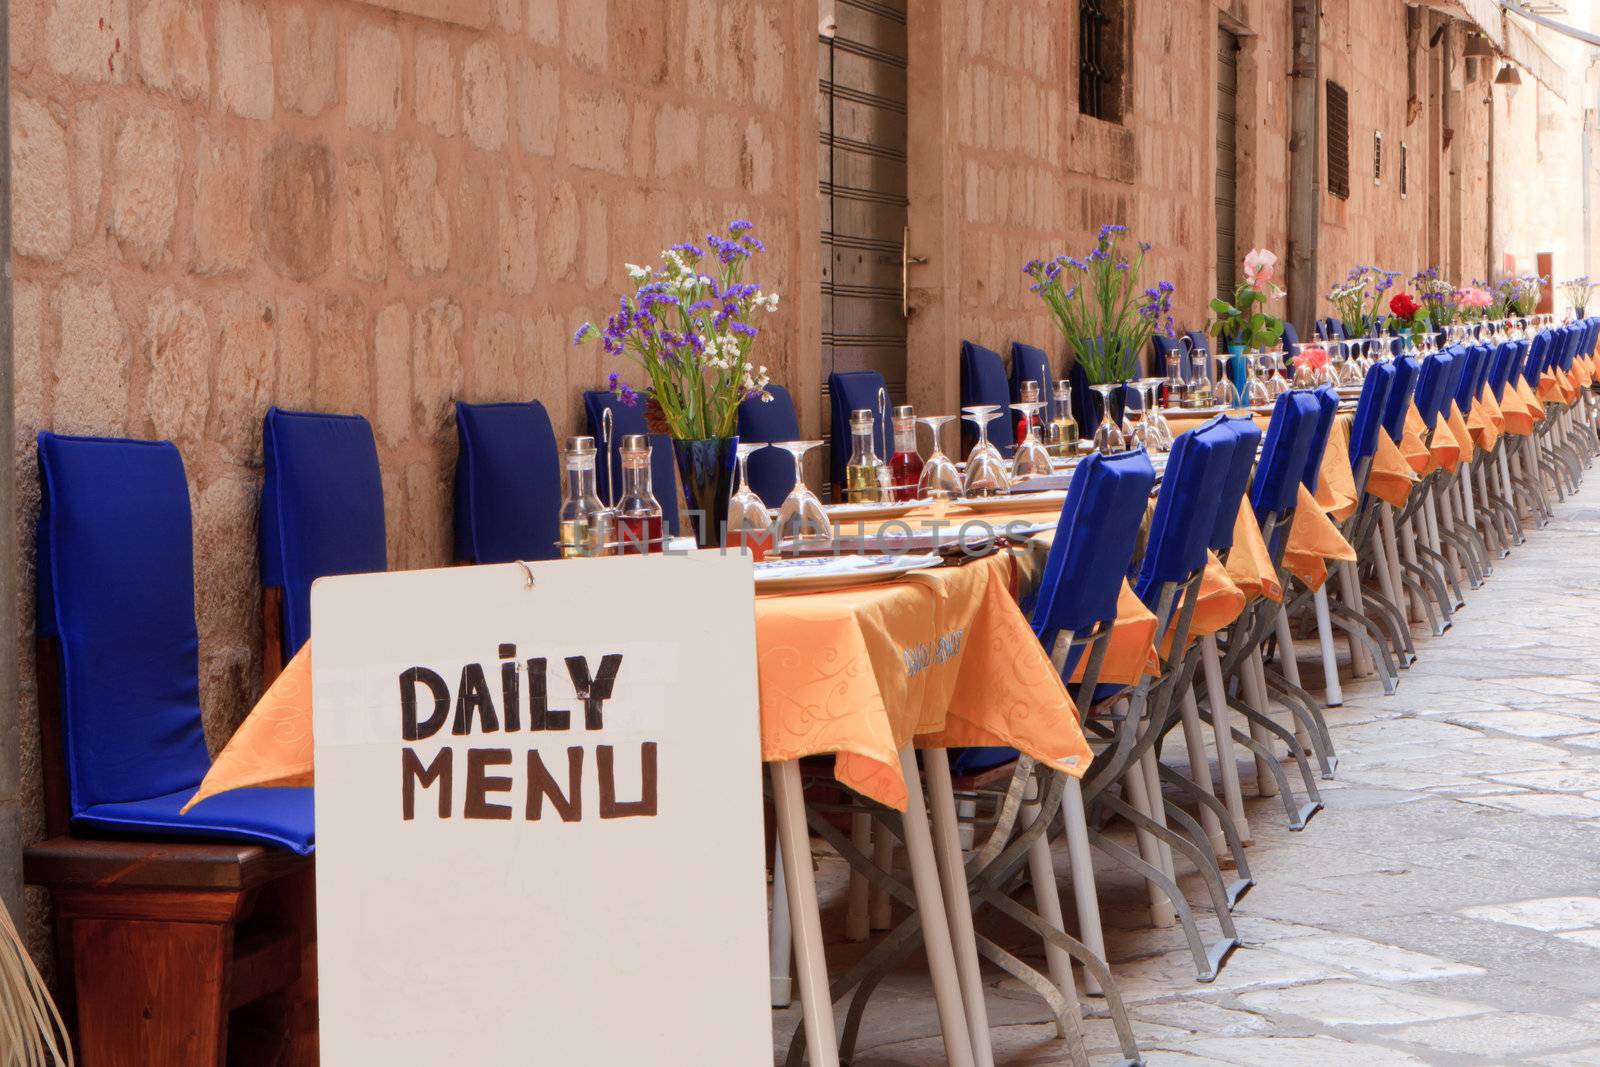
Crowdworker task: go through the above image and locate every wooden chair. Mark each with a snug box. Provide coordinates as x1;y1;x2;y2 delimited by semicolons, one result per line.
26;432;315;1065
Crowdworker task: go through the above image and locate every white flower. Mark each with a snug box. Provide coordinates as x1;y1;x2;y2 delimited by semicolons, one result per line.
760;392;775;403
625;263;651;281
766;292;781;311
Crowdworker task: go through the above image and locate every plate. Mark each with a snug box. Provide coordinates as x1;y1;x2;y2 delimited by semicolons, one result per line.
956;489;1070;512
754;553;943;593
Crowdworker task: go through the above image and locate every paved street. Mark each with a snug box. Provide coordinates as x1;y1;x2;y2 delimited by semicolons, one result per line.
776;478;1600;1066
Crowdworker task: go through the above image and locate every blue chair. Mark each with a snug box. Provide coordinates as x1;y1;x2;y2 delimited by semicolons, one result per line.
1010;342;1056;413
37;432;314;854
1411;353;1454;433
583;391;680;535
1300;387;1342;496
1349;361;1396;480
1136;423;1235;609
737;383;801;507
1381;356;1420;443
960;341;1016;457
1208;415;1264;554
827;370;888;500
454;400;562;567
262;408;386;667
1281;321;1301;352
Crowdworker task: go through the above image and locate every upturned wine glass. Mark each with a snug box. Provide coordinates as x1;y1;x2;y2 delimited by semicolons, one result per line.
916;415;963;499
1090;383;1127;454
1011;400;1053;477
961;406;1011;496
726;442;775;553
1135;377;1173;451
773;441;831;545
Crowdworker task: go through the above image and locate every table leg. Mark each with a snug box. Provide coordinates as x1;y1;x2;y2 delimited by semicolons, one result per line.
924;749;996;1067
770;844;793;1008
770;760;839;1067
1201;635;1251;846
845;812;872;943
897;746;977;1067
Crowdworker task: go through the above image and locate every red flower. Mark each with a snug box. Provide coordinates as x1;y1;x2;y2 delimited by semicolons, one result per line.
1389;292;1421;320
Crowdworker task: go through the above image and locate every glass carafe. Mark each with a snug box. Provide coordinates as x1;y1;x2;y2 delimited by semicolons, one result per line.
558;435;614;558
614;434;664;555
888;404;924;502
843;409;887;504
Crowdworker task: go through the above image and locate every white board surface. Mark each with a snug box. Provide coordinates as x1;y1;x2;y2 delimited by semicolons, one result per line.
312;553;771;1064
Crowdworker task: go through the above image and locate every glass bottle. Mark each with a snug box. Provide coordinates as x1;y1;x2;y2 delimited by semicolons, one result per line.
843;408;886;504
558;435;614;558
614;434;664;555
888;405;924;502
1014;380;1043;444
1164;349;1186;408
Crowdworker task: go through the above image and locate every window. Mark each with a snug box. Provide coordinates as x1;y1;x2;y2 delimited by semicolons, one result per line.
1400;142;1409;199
1373;131;1383;185
1079;0;1125;123
1326;80;1350;200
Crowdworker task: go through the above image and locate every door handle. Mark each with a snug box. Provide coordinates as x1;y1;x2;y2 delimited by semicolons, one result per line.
902;226;928;318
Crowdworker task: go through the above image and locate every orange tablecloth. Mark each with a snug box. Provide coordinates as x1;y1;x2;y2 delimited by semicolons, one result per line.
189;551;1093;814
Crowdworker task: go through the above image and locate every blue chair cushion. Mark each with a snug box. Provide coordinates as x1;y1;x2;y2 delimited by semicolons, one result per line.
960;341;1016;456
1208;415;1262;552
1137;424;1232;600
583;391;681;535
1382;356;1420;441
1349;361;1396;466
738;383;801;507
262;408;386;658
947;747;1020;778
78;785;315;855
455;400;562;566
1010;342;1056;412
1250;390;1319;518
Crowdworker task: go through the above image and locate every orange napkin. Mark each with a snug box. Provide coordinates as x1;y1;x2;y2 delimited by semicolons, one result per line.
1071;579;1159;688
1282;483;1358;591
184;645;314;812
1402;404;1436;474
1468;396;1500;453
1226;494;1281;602
1367;432;1420;508
1446;406;1475;467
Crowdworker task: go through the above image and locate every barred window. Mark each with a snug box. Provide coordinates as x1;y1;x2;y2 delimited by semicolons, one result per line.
1079;0;1125;124
1327;80;1350;200
1400;142;1409;198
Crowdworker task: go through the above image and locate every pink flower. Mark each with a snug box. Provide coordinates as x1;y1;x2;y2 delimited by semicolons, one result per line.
1299;346;1329;370
1457;286;1492;309
1243;248;1278;287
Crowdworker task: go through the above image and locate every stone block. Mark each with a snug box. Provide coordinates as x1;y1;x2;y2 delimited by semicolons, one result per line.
468;310;517;399
412;298;464;440
216;0;273;120
544;177;579;280
461;39;509;152
136;0;207;100
452;169;494;287
345;148;389;283
280;5;338;117
582;192;607;289
54;279;128;435
527;0;559;45
415;35;457;135
71;100;105;245
347;22;402;131
46;0;128;82
653;104;699;179
514;57;557;156
142;287;211;450
373;301;412;448
275;296;315;409
561;0;607;71
392;141;450;276
213;293;276;462
258;135;335;281
12;95;71;262
316;295;372;413
562;87;628;173
608;0;666;84
192;126;253;275
110;108;180;266
500;171;538;295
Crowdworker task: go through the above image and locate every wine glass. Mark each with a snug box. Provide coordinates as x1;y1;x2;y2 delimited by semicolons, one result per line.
773;441;831;547
1090;383;1126;454
726;442;775;557
1213;356;1241;409
916;415;962;499
1243;356;1270;407
1135;377;1172;451
1263;349;1289;399
1011;401;1053;478
961;407;1011;496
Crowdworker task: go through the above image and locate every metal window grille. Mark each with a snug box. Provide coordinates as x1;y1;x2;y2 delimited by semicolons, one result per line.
1400;142;1409;198
1373;131;1383;185
1327;80;1350;199
1079;0;1116;122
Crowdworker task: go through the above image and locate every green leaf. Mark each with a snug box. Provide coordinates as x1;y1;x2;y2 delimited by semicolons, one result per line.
1209;298;1233;316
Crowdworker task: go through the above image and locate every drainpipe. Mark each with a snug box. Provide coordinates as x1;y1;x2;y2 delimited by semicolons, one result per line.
0;1;20;921
1586;57;1598;276
1288;0;1321;334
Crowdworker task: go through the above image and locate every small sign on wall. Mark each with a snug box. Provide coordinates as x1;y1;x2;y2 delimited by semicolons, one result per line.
312;554;771;1064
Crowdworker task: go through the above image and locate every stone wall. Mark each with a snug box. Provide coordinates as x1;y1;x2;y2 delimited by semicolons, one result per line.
8;0;819;949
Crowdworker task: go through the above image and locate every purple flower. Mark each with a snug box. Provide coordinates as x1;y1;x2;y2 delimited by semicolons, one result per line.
729;320;758;338
1139;241;1152;253
740;235;765;253
572;323;592;346
729;219;755;233
1023;259;1043;275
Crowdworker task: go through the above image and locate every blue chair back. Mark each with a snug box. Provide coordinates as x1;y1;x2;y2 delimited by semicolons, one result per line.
1030;450;1157;645
827;370;888;497
1136;423;1233;600
737;383;801;507
1523;332;1550;387
1486;342;1514;401
960;341;1016;455
37;433;211;813
1251;390;1321;519
583;392;680;535
454;399;562;567
1301;386;1341;493
1350;361;1396;466
1281;321;1301;351
1010;342;1055;412
1209;415;1263;552
1411;353;1452;431
262;408;386;659
1453;346;1486;412
1381;356;1420;443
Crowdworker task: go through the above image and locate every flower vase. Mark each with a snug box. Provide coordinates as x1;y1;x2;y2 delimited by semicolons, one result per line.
1227;344;1248;408
1578;306;1587;319
672;436;738;549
